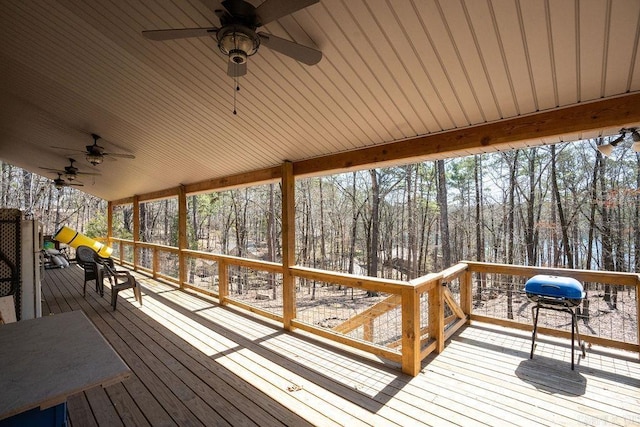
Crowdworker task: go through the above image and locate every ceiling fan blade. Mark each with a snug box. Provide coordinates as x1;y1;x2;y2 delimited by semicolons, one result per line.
104;152;136;159
258;33;322;65
142;28;218;41
76;171;102;176
51;145;84;153
228;61;247;77
255;0;319;26
40;167;62;173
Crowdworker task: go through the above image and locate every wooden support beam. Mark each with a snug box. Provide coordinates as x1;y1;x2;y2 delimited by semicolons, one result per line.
108;94;640;207
138;187;179;203
184;166;281;194
132;195;140;271
281;161;296;331
178;185;187;289
110;196;134;206
294;93;640;177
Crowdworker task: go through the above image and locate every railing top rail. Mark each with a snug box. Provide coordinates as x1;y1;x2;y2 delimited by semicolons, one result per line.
110;237;134;243
440;263;469;283
408;272;441;292
291;265;411;294
135;241;180;252
463;261;640;286
183;249;282;272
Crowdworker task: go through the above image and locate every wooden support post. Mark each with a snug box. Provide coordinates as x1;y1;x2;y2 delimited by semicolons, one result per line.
218;259;228;305
428;279;445;353
107;201;113;248
636;278;640;358
152;247;159;279
461;270;473;324
178;185;187;289
282;161;296;331
132;195;140;271
401;287;421;376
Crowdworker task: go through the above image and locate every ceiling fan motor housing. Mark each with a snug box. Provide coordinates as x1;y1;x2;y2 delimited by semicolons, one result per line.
217;25;259;64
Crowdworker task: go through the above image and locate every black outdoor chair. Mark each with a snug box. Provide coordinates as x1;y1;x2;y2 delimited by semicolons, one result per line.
76;245;105;296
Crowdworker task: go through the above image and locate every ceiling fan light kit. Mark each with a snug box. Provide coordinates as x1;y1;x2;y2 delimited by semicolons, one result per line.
86;152;104;166
218;26;260;65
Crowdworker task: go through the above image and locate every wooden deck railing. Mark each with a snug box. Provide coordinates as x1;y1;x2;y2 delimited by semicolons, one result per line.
464;261;640;353
106;238;640;374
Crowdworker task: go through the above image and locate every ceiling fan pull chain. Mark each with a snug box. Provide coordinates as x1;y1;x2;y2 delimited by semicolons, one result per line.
233;75;238;115
233;75;241;115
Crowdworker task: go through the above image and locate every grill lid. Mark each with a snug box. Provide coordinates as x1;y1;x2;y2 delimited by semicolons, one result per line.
524;274;585;300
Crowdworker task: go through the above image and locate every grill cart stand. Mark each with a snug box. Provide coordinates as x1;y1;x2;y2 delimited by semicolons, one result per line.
525;274;587;370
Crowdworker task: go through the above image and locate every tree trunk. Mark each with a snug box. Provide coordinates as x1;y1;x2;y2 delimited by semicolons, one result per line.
523;149;537;266
319;178;327;270
368;170;380;279
506;151;519;319
406;165;417;279
474;155;485;303
348;172;358;275
599;154;615;302
551;145;574;268
436;160;450;269
635;153;640;274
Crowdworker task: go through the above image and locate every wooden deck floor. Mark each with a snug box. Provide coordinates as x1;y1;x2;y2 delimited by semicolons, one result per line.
41;265;640;426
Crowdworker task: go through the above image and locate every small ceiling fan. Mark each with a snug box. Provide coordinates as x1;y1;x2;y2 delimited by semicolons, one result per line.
52;134;135;166
142;0;322;78
52;173;84;190
40;158;101;182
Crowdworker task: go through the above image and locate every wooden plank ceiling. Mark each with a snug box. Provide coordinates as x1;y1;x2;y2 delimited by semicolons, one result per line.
1;0;639;201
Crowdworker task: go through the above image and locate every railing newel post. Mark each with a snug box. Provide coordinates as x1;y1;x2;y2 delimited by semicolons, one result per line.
636;276;640;358
462;269;473;324
401;286;421;376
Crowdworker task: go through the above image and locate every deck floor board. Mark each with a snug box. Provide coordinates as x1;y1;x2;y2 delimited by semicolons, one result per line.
38;265;640;426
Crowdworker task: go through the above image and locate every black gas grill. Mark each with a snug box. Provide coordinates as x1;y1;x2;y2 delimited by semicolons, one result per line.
525;274;586;369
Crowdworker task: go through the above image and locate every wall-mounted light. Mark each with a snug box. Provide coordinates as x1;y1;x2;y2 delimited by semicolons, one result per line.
597;127;640;156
